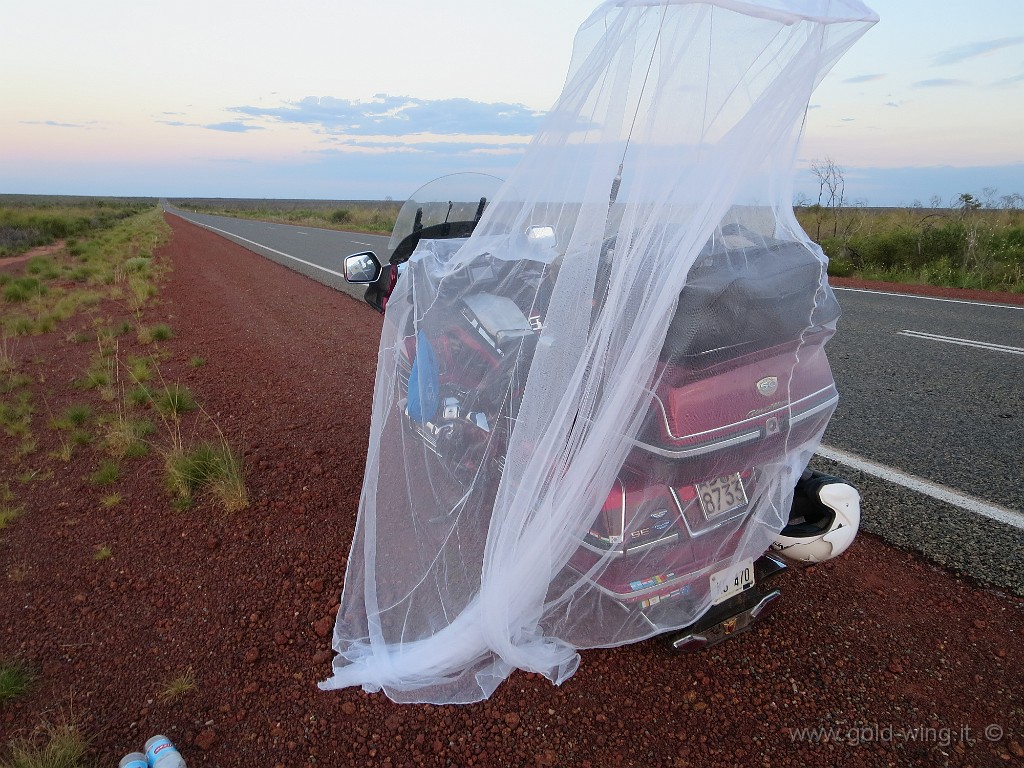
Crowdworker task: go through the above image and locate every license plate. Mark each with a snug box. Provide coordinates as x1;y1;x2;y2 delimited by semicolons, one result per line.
710;559;755;605
696;472;748;520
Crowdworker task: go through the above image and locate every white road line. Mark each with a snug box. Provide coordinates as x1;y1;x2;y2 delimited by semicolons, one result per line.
351;241;379;246
833;286;1024;311
817;444;1024;530
897;330;1024;355
181;217;346;279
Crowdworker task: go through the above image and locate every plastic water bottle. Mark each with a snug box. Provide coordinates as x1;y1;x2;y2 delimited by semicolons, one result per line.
118;754;148;768
145;735;187;767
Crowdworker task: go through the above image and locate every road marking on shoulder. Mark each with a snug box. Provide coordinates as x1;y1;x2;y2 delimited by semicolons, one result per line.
817;444;1024;530
833;286;1024;311
351;240;379;246
897;330;1024;355
179;217;345;279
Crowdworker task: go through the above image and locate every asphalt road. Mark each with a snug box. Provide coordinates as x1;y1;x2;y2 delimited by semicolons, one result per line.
166;204;389;302
165;205;1024;594
825;288;1022;510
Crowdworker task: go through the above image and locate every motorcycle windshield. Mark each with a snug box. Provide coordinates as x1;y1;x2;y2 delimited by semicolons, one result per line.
386;173;504;262
324;0;877;704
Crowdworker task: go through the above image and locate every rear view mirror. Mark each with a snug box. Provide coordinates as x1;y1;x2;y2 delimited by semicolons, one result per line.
344;251;382;283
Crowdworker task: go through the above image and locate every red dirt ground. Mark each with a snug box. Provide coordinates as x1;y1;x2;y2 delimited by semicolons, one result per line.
1;215;1021;767
829;275;1024;305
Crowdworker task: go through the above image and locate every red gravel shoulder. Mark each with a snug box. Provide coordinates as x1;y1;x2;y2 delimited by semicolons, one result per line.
1;215;1021;767
830;275;1024;305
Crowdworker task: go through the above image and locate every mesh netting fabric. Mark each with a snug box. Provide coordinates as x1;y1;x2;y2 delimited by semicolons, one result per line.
322;0;876;704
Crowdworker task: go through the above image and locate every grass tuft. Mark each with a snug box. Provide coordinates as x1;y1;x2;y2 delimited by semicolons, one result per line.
52;404;92;430
0;658;36;704
158;667;197;703
78;356;112;391
138;323;172;344
127;355;153;383
165;441;247;512
0;334;16;376
0;505;23;531
0;392;34;437
127;385;152;407
90;460;120;487
151;323;173;341
3;277;47;304
2;722;90;768
104;417;153;459
154;384;196;417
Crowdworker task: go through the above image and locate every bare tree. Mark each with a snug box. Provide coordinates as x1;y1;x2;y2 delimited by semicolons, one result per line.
999;192;1023;210
810;156;846;239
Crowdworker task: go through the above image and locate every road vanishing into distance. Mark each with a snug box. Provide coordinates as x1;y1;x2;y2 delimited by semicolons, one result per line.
166;205;1024;593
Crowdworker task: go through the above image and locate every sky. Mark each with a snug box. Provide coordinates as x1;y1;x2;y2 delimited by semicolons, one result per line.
1;0;1022;206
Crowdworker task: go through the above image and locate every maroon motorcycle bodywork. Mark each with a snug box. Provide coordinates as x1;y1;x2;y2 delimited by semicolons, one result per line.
354;216;843;647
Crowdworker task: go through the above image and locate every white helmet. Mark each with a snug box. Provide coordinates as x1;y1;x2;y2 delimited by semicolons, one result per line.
770;470;860;564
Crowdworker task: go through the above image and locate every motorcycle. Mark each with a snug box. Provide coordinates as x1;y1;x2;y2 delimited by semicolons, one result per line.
343;172;861;652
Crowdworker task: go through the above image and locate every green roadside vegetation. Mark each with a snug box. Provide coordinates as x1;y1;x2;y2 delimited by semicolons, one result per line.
170;197;401;234
0;723;91;768
796;202;1024;293
1;656;91;768
0;198;151;258
1;200;248;510
1;201;247;763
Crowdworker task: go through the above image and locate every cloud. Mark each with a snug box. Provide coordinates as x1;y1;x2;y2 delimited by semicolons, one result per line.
911;78;969;89
314;138;530;158
884;100;902;108
158;119;263;133
933;37;1024;65
993;72;1024;87
19;120;96;129
843;74;885;83
204;121;263;133
230;94;546;137
469;147;527;156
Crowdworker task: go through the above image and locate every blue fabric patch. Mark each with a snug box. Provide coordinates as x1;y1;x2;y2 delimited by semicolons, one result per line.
407;330;439;424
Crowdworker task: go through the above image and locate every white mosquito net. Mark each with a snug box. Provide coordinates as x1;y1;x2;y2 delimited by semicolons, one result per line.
322;0;877;704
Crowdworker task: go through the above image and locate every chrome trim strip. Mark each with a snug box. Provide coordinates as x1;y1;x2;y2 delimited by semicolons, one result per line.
634;390;839;459
750;590;782;619
789;394;839;425
672;633;707;650
618;479;626;547
578;531;679;558
632;429;762;459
